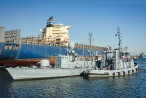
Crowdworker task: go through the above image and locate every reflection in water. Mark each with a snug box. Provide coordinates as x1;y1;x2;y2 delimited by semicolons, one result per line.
0;58;146;97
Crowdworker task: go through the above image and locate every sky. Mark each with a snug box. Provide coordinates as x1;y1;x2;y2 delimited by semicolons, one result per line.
0;0;146;55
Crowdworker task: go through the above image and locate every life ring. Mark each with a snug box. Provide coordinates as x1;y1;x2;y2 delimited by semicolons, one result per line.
122;57;124;60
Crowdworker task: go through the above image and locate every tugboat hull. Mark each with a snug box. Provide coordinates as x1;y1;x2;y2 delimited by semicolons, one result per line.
84;65;139;78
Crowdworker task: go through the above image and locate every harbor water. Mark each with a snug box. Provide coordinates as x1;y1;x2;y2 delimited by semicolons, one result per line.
0;59;146;98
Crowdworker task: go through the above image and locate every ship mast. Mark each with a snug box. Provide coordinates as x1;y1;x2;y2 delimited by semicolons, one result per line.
89;32;93;57
117;27;121;50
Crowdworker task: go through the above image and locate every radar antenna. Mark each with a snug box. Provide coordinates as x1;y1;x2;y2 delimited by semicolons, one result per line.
46;16;55;27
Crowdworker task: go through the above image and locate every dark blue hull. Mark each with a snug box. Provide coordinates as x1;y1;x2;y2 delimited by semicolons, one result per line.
0;42;102;59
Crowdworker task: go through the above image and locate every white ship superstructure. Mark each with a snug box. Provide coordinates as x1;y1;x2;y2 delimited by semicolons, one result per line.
40;16;70;47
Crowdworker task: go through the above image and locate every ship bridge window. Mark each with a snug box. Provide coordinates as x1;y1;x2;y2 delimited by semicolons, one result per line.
15;45;19;50
4;44;8;50
13;45;16;50
9;44;12;50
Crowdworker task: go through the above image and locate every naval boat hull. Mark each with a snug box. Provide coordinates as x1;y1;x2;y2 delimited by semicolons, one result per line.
84;65;139;78
6;67;89;80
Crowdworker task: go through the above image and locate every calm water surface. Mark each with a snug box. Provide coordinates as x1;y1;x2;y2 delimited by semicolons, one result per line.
0;58;146;98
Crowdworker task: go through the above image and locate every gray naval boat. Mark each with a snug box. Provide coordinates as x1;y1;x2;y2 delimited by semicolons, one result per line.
84;27;139;78
6;42;95;80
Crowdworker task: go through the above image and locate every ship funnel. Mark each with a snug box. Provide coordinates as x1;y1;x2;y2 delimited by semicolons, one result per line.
68;42;75;49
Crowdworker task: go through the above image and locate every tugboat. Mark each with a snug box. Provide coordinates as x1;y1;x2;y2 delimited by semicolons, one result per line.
6;42;95;80
84;27;139;78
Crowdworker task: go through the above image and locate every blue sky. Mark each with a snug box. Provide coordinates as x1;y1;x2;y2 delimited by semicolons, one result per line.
0;0;146;55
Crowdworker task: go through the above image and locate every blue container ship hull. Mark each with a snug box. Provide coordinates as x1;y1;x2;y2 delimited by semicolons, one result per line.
0;42;102;59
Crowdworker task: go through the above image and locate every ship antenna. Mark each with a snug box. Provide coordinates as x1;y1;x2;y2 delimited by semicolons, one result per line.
89;32;94;57
117;27;122;50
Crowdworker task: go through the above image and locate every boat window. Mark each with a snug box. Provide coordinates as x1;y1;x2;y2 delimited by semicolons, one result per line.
4;44;8;50
9;44;12;50
15;45;19;50
13;45;16;50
